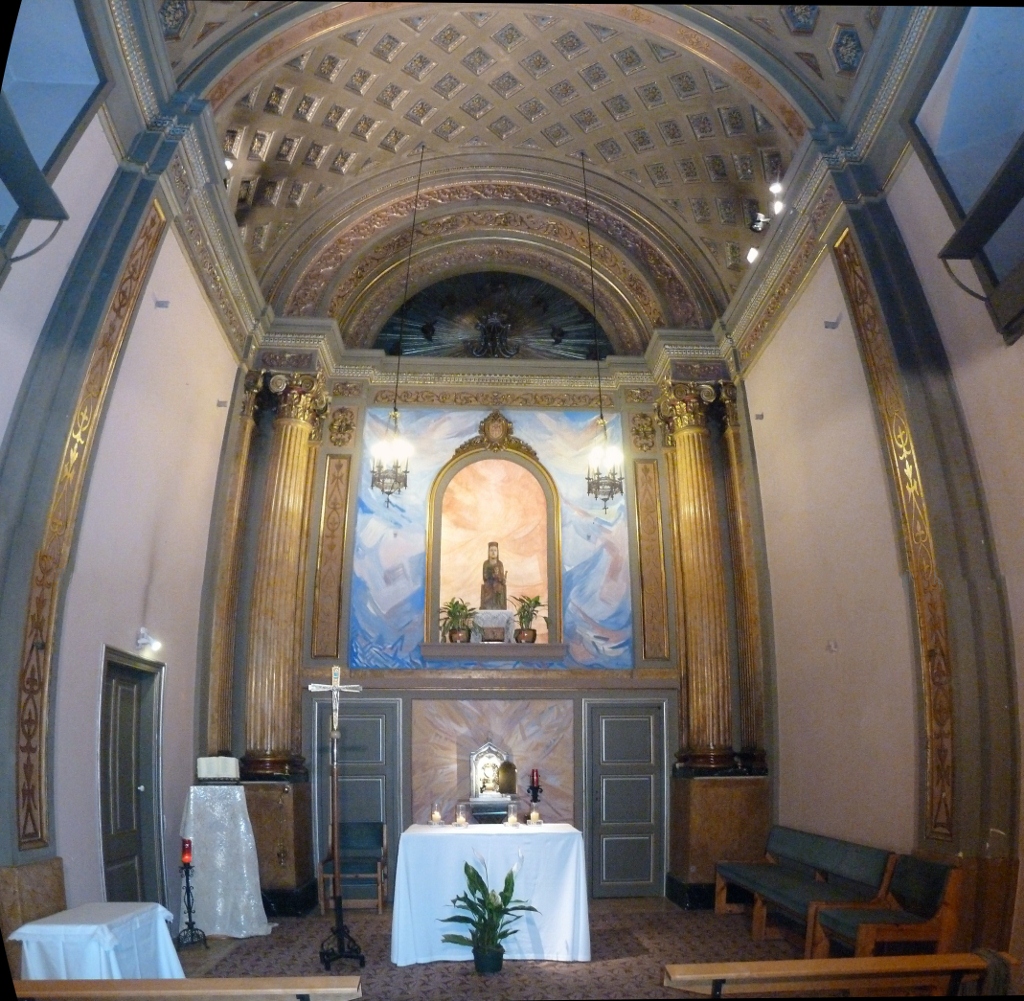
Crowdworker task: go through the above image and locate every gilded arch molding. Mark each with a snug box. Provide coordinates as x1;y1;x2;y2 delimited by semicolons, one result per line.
277;180;717;332
340;233;651;355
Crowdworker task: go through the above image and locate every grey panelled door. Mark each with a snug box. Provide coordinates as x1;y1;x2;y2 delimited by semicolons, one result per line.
587;700;665;897
100;655;164;903
313;698;401;903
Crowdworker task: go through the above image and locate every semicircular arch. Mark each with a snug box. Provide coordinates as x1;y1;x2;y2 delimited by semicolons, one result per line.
426;444;562;645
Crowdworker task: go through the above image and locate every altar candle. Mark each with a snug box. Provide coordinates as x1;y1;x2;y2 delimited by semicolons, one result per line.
530;809;540;822
431;809;441;822
531;768;539;787
181;838;192;865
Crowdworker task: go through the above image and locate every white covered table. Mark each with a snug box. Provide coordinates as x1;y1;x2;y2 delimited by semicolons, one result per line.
179;784;271;937
10;902;184;979
391;823;590;965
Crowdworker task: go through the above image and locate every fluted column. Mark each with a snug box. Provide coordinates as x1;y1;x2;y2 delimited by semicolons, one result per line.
720;382;766;770
241;371;326;779
657;380;733;768
206;371;261;754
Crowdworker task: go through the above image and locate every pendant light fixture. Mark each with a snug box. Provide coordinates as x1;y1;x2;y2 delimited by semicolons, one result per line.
370;144;425;505
578;150;624;511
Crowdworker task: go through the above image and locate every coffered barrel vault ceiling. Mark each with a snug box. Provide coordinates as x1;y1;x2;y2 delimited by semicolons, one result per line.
159;2;881;355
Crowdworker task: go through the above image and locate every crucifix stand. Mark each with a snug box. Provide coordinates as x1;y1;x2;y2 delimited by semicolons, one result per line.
308;666;366;969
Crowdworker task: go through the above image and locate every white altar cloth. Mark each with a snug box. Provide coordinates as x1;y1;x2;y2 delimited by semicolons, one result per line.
11;902;184;979
179;784;271;937
390;823;590;966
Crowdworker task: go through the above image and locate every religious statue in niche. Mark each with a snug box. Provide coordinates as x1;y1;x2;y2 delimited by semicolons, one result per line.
481;542;508;610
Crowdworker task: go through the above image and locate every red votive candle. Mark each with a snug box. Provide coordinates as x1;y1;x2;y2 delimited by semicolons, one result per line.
531;769;539;787
181;838;192;865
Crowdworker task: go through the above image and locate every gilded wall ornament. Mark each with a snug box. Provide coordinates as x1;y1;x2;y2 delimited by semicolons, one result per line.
373;388;602;408
331;381;363;398
17;202;166;848
453;410;538;459
270;370;328;429
630;413;656;451
626;387;655;403
833;229;954;840
328;406;356;446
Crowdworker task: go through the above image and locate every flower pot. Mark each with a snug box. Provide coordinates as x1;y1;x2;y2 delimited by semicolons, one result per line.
514;628;537;643
449;628;471;643
473;945;504;974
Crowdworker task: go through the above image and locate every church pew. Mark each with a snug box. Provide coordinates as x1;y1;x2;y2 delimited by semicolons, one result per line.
663;952;990;996
12;976;361;1000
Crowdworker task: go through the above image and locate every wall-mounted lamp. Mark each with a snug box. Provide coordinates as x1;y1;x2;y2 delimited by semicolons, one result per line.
137;627;162;653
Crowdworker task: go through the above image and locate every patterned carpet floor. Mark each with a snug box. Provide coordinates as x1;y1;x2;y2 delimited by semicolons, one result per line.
179;898;801;999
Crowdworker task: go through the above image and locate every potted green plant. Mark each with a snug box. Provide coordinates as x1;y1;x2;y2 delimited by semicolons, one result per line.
511;595;544;643
440;597;476;643
441;861;538;974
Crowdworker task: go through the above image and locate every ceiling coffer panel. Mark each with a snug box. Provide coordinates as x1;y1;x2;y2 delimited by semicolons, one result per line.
182;4;878;341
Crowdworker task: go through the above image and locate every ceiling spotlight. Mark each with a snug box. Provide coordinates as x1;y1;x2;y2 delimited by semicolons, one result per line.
746;247;759;264
749;212;771;233
136;628;162;653
772;199;785;215
224;157;234;171
768;180;783;195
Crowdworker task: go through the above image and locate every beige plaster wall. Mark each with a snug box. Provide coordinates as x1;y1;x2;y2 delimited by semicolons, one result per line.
888;148;1024;950
744;254;918;852
0;114;117;449
53;229;237;908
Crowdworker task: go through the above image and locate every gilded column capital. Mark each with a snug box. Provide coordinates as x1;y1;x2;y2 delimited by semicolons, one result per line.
268;370;328;427
719;381;739;428
655;380;716;442
241;370;263;419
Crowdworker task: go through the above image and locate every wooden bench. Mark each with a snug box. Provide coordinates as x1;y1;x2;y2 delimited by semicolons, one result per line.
12;976;361;1000
809;854;962;957
715;825;894;956
664;953;991;996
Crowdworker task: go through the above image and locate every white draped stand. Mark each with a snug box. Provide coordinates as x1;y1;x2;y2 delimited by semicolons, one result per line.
390;823;591;966
11;902;184;979
179;785;271;938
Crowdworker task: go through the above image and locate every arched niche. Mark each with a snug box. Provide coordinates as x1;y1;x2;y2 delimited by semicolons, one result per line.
425;433;562;646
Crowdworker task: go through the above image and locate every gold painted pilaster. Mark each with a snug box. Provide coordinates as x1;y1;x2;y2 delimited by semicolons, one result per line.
657;381;733;768
633;459;670;661
242;372;326;779
311;455;352;659
720;382;766;768
206;372;260;754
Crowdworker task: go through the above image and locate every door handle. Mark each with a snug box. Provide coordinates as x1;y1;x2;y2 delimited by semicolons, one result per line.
137;785;145;792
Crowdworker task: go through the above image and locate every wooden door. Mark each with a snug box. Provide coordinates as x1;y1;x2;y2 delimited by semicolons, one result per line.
100;653;164;904
586;699;667;897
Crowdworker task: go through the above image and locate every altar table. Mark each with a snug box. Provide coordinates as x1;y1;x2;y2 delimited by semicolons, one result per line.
179;784;271;937
390;823;590;965
10;902;184;979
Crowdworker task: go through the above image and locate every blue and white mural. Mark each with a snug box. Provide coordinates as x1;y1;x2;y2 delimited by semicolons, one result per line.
349;408;632;669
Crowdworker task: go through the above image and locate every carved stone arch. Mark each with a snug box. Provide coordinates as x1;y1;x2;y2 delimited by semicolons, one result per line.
425;415;562;645
340;234;652;355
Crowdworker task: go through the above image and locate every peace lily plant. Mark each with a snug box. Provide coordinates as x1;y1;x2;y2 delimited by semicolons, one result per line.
441;859;538;974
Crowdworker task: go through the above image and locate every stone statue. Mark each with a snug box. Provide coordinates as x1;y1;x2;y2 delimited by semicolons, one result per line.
480;541;507;610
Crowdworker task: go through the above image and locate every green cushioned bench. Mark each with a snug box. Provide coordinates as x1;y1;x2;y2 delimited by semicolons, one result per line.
809;854;962;957
714;826;894;957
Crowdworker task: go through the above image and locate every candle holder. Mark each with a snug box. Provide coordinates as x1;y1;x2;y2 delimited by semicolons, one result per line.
429;801;445;825
527;782;543;805
177;839;207;949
